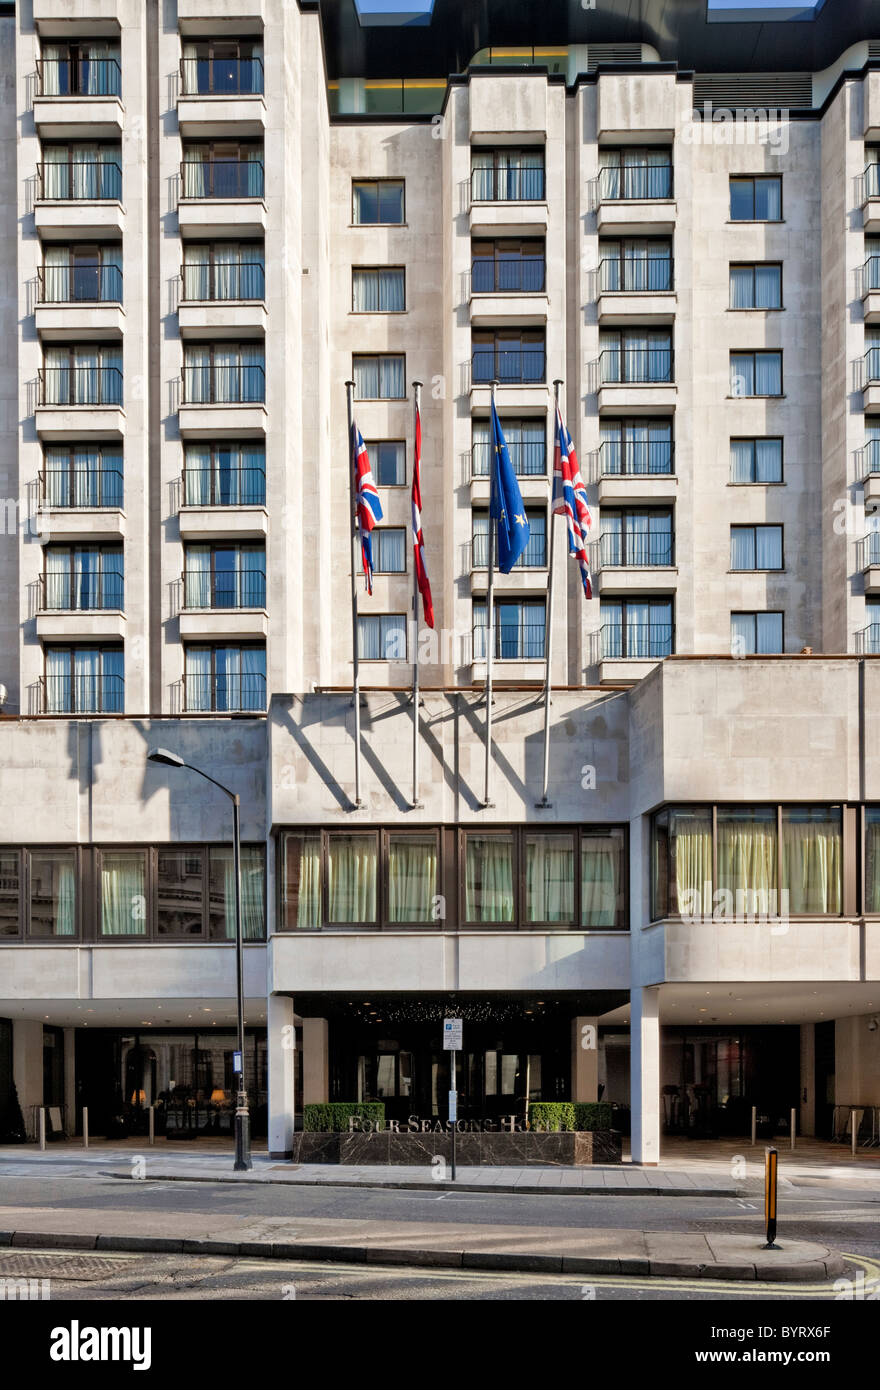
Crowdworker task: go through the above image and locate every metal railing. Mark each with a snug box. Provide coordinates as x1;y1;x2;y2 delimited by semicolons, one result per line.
42;673;124;714
471;259;546;294
866;347;880;385
37;160;122;200
599;348;674;384
180;160;264;199
38;367;123;406
182;466;266;506
598;164;673;201
856;622;880;655
184;672;267;712
41;467;123;508
470;167;545;203
180;261;265;301
864;255;880;294
40;570;124;611
865;162;880;200
472;621;546;660
472;346;545;385
857;530;880;569
37;263;122;304
471;440;545;477
182;569;266;609
601;621;673;660
599;439;674;476
599;256;673;293
179;56;264;96
598;532;673;568
181;364;265;404
862;438;880;477
36;58;121;97
472;530;547;568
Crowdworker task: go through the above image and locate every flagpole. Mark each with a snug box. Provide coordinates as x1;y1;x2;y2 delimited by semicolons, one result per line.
539;379;563;808
483;380;499;808
345;379;362;809
411;380;422;809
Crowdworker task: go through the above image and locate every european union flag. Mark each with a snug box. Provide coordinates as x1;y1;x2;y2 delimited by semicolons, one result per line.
489;398;530;573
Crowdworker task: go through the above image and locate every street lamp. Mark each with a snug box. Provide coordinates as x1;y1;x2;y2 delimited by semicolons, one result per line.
147;747;252;1171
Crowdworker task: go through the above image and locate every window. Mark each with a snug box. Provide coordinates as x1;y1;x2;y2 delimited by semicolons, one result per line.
867;808;880;913
472;418;545;476
472;510;546;568
730;612;784;655
183;441;266;506
730;351;782;397
352;180;405;225
0;851;21;937
600;419;673;476
208;846;265;940
281;832;322;928
862;599;880;654
182;243;265;301
781;807;842;915
463;827;626;928
182;344;265;403
370;441;405;486
352;354;405;399
471;239;545;293
44;646;123;713
157;849;204;936
730;263;782;309
180;39;264;95
357;528;406;574
866;329;880;383
599;239;673;293
729;176;782;221
387;832;438;923
30;850;77;938
473;601;546;659
183;544;266;609
41;344;122;406
357;614;407;660
599;510;673;567
352;268;405;312
184;644;266;711
43;547;124;611
472;331;545;384
100;851;147;937
43;444;123;508
598;148;672;200
864;237;880;292
279;829;440;930
465;832;514;922
38;41;121;96
599;331;673;384
600;598;673;660
470;149;544;202
39;143;121;199
729;438;783;484
730;525;783;571
328;833;378;923
181;142;264;199
40;244;122;304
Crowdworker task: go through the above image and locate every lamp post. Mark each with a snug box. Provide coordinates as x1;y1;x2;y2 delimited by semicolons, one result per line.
147;747;252;1171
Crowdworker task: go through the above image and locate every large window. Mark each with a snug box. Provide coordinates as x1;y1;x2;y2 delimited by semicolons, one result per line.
180;39;264;95
157;845;265;939
730;263;782;309
44;646;123;714
730;612;784;655
473;601;546;659
100;851;147;937
472;418;545;477
352;180;405;225
182;243;264;301
730;438;783;484
465;827;626;928
598;148;672;201
471;149;544;202
600;598;673;660
281;829;439;929
599;509;673;568
472;510;546;568
600;419;673;476
867;808;880;913
182;344;265;404
183;441;265;506
600;331;673;384
41;344;122;406
471;239;545;293
181;142;264;199
472;331;545;385
599;239;672;293
369;441;405;486
730;525;783;571
39;143;121;200
730;351;782;397
357;528;406;575
357;614;407;660
352;354;405;400
43;546;124;611
729;176;782;221
184;644;266;711
30;850;78;938
38;41;121;96
40;244;122;304
352;268;405;312
43;444;123;508
183;544;266;609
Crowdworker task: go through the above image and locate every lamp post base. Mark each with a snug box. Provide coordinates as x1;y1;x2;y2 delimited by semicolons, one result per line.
234;1105;252;1172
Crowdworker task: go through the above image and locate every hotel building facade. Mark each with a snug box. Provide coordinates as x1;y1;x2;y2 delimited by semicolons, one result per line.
1;0;879;1161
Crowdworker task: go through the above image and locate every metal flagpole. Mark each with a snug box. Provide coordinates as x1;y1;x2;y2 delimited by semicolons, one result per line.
345;380;362;808
483;380;499;808
411;380;423;809
539;379;563;808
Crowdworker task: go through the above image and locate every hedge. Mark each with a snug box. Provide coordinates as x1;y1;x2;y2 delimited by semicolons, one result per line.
303;1102;386;1132
528;1101;614;1132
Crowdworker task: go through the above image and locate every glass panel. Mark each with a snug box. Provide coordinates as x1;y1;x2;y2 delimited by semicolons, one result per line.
867;808;880;914
282;833;322;928
101;851;146;936
658;809;713;917
781;807;842;915
29;850;77;937
374;441;404;485
327;834;377;923
387;833;437;923
208;846;266;940
465;833;514;922
525;832;574;923
157;849;203;935
0;851;20;936
717;809;777;913
581;829;624;927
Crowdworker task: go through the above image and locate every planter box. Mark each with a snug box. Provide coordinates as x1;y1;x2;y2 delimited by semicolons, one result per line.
291;1129;621;1166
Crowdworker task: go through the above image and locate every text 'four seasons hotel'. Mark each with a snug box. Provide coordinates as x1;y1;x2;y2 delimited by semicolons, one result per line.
1;0;880;1161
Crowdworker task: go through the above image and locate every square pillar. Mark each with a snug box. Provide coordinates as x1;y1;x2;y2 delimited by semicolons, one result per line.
630;987;661;1165
571;1017;599;1102
268;993;296;1159
302;1017;329;1104
799;1023;815;1137
63;1027;76;1137
13;1020;44;1141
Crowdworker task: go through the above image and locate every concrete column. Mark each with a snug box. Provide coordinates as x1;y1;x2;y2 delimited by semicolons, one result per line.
630;987;661;1165
799;1023;816;1137
63;1027;76;1137
571;1017;599;1102
267;994;296;1159
302;1017;330;1104
12;1019;44;1141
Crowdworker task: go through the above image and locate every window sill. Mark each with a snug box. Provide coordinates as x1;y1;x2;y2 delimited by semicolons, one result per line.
728;569;786;575
726;481;786;487
726;307;785;313
348;223;409;229
349;310;409;315
726;219;785;225
725;395;786;400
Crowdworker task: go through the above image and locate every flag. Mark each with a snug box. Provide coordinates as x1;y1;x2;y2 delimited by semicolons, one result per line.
353;423;382;593
490;398;530;574
552;401;593;599
411;401;434;628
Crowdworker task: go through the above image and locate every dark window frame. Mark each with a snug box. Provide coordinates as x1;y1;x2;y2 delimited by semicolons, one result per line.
729;349;784;399
351;179;406;225
366;439;406;488
729;261;784;310
181;439;267;507
351;353;407;401
729;610;785;655
729;523;785;572
182;642;267;712
729;175;784;222
729;436;784;485
356;612;408;662
351;266;407;313
598;507;675;568
599;596;675;660
42;644;124;714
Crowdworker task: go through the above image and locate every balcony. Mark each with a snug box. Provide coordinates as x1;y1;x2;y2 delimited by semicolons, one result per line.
42;672;124;716
468;258;548;328
182;671;267;715
178;60;265;138
597;348;676;414
597;620;673;684
594;164;675;237
179;260;266;336
179;465;267;538
35;367;124;440
469;344;546;412
35;263;124;340
856;621;880;655
36;569;125;641
470;529;547;594
596;255;675;325
178;364;266;437
39;466;124;542
179;562;267;639
597;439;676;504
863;439;880;510
863;256;880;324
178;161;266;239
472;621;546;666
863;347;880;411
863;163;880;236
592;532;676;594
35;160;124;238
468;168;547;238
33;60;123;139
858;530;880;594
33;0;122;27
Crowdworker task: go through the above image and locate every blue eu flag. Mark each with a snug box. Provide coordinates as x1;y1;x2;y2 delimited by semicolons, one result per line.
489;398;530;573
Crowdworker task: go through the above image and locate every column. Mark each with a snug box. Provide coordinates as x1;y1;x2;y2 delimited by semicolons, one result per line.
267;993;296;1159
302;1017;329;1104
571;1017;599;1102
799;1022;815;1137
12;1019;44;1141
630;986;661;1165
63;1027;76;1137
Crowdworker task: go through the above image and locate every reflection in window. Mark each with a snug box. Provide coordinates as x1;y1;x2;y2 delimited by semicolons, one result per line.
282;833;322;928
157;849;204;936
101;851;146;936
328;834;377;923
652;809;712;919
867;810;880;913
0;851;20;936
781;807;841;915
30;850;76;937
387;834;437;923
465;834;514;922
209;846;266;940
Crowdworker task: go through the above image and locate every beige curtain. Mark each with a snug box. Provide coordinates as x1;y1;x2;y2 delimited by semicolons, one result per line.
526;834;574;923
671;810;713;915
717;811;777;911
388;835;437;923
328;834;377;923
781;813;842;914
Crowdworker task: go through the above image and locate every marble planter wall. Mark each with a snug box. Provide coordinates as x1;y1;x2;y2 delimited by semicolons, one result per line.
290;1130;622;1166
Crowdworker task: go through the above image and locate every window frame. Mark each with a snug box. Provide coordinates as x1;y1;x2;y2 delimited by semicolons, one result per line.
729;175;783;223
470;416;548;478
277;827;441;932
351;266;406;314
356;527;408;575
598;507;675;568
42;644;124;714
729;350;784;399
182;641;267;712
599;597;675;660
471;506;548;570
351;353;407;401
181;439;267;507
729;610;785;655
356;612;408;662
729;523;785;573
728;436;784;486
351;179;406;226
367;439;406;488
728;261;783;310
472;597;548;661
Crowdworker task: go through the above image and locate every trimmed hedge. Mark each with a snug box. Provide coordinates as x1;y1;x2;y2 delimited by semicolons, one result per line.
303;1102;386;1132
528;1101;614;1133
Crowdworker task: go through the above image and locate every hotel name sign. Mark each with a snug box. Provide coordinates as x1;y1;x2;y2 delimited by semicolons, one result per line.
348;1115;528;1134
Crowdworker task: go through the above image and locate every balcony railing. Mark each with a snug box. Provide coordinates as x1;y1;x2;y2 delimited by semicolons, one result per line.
180;160;264;199
182;569;266;609
599;256;673;294
473;622;546;660
599;348;674;385
857;531;880;570
36;58;122;98
183;467;266;506
470;167;545;203
865;163;880;200
40;571;124;611
37;263;122;304
471;259;546;294
184;672;267;712
862;439;880;478
598;532;673;568
179;57;264;96
601;621;673;660
181;364;265;405
472;531;547;569
181;261;265;301
37;161;122;200
472;440;545;477
43;673;124;714
472;346;545;385
866;348;880;385
864;256;880;294
38;367;123;406
856;622;880;655
41;467;123;508
598;164;673;201
599;439;674;476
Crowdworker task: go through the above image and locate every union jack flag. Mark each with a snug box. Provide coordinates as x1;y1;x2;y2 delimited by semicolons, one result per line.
411;401;434;628
552;401;593;599
353;423;383;593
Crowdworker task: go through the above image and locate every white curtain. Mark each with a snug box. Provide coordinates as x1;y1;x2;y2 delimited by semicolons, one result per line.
183;244;210;300
73;445;100;506
471;150;494;201
581;834;622;927
213;243;238;300
730;527;756;570
374;528;405;573
185;646;212;710
525;834;574;923
732;613;782;655
755;265;780;308
184;345;210;402
781;812;842;914
755;352;782;395
42;145;68;198
101;853;146;936
85;42;117;95
388;835;437;923
283;834;321;928
730;265;753;309
185;545;210;608
357;615;405;660
41;43;65;95
755;177;781;220
756;526;782;569
240;646;265;708
43;245;69;303
181;41;198;96
100;245;122;301
465;835;514;921
211;847;265;940
184;443;212;505
328;835;377;922
240;343;264;401
353;355;403;399
181;146;207;198
45;647;69;712
239;244;264;300
353;268;404;312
